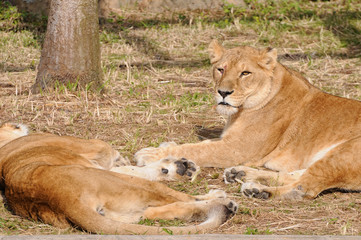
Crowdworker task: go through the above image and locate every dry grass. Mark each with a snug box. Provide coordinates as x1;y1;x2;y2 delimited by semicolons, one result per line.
0;0;361;236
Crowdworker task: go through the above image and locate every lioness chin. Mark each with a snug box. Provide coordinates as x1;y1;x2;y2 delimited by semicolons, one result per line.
0;123;237;234
135;40;361;201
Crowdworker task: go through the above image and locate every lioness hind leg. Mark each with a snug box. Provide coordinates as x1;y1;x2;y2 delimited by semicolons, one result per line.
143;198;238;222
241;138;361;200
240;182;305;200
224;166;303;186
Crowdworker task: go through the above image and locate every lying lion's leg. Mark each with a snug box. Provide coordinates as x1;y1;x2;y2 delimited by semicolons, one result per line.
110;157;200;181
91;173;231;223
223;166;305;186
241;138;361;200
70;172;234;225
143;198;238;222
68;193;237;235
4;146;234;235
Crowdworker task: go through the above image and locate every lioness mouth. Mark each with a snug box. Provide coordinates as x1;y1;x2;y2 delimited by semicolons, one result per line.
218;102;242;109
218;102;231;106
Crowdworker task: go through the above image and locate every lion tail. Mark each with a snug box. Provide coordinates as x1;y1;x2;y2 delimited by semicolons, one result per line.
70;203;232;235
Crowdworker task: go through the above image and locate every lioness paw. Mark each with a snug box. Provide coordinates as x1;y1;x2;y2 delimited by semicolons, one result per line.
135;142;178;166
223;167;246;184
241;182;270;200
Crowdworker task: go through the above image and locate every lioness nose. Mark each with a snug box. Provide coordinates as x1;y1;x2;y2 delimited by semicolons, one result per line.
218;90;234;98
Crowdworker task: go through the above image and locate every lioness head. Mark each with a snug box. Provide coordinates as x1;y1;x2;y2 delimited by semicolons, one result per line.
0;123;29;148
208;40;278;116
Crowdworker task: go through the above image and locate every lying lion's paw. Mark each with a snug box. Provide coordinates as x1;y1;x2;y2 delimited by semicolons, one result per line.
152;157;200;181
219;199;239;223
208;198;238;224
173;157;200;181
225;200;238;216
241;182;270;200
174;158;199;177
223;167;246;184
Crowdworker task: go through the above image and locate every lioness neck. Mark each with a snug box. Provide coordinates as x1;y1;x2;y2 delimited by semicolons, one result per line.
243;63;285;112
226;63;313;127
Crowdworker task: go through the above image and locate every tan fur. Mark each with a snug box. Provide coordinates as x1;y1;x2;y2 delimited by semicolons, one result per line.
135;40;361;200
0;123;237;234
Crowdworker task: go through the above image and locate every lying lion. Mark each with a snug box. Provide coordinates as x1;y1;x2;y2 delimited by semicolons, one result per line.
0;123;237;234
135;40;361;201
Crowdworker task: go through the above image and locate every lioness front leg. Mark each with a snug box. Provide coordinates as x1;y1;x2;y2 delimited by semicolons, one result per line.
135;140;241;168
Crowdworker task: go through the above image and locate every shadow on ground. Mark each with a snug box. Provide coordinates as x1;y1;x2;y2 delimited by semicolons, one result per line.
322;10;361;58
195;125;223;140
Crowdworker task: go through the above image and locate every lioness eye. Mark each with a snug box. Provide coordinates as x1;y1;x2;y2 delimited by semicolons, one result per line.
217;68;224;74
240;71;251;77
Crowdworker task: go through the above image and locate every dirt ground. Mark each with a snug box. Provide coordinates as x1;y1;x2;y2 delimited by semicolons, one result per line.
0;0;361;236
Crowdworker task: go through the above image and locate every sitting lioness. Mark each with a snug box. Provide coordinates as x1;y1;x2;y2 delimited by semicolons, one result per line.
135;40;361;200
0;122;237;234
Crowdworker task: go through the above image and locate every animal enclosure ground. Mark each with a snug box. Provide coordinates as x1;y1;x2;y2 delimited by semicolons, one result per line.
0;0;361;236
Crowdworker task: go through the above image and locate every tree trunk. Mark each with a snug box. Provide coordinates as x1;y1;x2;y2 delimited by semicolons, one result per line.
32;0;102;93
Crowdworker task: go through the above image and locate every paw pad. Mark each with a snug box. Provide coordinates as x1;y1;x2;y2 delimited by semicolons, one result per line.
224;168;246;183
227;201;238;213
242;185;270;199
174;158;198;178
222;200;238;220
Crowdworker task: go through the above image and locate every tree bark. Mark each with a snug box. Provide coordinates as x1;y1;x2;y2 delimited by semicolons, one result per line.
32;0;102;93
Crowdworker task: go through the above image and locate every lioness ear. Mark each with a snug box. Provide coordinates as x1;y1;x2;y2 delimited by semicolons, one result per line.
258;47;278;70
208;40;225;64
